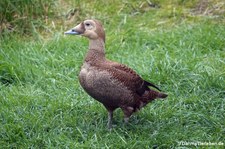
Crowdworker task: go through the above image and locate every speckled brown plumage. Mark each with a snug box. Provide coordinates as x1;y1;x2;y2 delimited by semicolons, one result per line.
65;19;168;129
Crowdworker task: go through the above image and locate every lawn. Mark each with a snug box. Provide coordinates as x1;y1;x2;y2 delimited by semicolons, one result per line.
0;0;224;148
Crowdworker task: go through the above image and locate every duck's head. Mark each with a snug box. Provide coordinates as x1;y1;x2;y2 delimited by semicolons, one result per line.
65;19;105;42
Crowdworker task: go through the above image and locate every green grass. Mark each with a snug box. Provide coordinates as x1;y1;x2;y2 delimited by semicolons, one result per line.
0;0;60;35
0;0;225;148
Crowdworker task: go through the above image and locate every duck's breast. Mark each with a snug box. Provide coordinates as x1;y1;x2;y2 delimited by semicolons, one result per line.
79;62;134;106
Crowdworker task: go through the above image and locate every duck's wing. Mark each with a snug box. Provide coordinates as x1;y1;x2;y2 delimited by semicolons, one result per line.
105;61;161;95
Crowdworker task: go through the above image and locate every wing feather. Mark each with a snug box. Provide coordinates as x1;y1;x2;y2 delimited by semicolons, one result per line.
103;61;161;95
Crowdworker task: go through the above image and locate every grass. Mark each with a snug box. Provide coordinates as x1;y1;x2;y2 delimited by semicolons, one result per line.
0;0;225;148
0;0;60;35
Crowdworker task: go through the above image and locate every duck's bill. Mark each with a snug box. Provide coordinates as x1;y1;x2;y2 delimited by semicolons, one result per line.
64;29;80;35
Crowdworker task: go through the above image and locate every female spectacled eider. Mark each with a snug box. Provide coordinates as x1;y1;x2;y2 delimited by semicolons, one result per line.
65;19;168;129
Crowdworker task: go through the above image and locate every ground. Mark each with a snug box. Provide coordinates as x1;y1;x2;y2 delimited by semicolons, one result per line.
0;0;224;148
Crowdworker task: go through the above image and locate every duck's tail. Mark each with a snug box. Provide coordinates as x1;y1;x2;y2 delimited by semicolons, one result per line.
141;90;168;103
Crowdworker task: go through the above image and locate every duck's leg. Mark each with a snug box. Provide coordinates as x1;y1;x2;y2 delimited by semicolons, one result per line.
107;110;113;129
122;107;134;124
124;116;130;123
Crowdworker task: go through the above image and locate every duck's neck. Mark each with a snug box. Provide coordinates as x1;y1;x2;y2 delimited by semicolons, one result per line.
89;38;105;51
85;38;106;63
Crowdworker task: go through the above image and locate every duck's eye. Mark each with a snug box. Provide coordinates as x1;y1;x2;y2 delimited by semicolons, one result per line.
85;23;91;26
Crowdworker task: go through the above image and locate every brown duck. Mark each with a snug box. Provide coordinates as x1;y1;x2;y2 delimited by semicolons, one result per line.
65;19;168;128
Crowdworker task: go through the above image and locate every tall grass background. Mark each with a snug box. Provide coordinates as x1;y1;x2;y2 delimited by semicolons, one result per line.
0;0;224;148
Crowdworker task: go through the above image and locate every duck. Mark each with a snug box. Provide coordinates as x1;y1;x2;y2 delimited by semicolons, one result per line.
65;19;168;129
